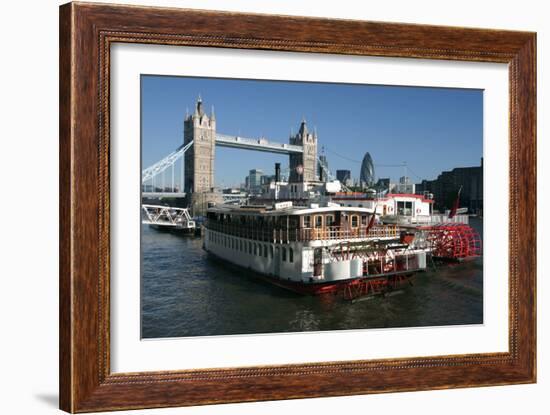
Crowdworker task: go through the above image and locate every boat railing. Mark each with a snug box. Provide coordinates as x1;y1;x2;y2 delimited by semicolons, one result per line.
299;225;399;241
205;221;399;243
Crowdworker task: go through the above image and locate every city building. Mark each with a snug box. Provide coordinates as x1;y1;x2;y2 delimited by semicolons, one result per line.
415;158;483;213
393;176;415;194
336;169;352;186
247;169;265;194
359;152;375;188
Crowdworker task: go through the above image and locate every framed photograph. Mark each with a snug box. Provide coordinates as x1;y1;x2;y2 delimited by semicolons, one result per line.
59;2;536;412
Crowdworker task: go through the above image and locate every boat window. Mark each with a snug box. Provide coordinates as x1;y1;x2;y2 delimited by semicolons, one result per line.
326;215;335;227
282;247;287;262
314;215;323;228
264;244;268;257
269;245;274;258
351;215;359;228
303;215;311;228
254;243;257;256
361;215;368;226
397;201;413;216
289;248;294;263
249;241;252;254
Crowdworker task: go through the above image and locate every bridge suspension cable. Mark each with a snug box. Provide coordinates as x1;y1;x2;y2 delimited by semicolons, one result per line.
142;140;194;184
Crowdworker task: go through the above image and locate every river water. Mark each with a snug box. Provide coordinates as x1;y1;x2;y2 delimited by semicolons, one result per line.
141;218;483;338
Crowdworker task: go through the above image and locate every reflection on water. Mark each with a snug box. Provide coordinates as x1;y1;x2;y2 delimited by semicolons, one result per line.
141;218;483;338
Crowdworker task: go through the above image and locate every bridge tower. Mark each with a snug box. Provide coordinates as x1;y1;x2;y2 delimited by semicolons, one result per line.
184;96;219;215
289;119;318;182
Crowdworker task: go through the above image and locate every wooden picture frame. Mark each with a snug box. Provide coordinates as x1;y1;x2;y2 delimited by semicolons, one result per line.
59;2;536;412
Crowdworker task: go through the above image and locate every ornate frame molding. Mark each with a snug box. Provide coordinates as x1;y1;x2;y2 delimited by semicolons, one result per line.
60;2;536;412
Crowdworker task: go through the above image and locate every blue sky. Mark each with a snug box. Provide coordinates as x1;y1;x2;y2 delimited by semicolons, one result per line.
141;75;482;188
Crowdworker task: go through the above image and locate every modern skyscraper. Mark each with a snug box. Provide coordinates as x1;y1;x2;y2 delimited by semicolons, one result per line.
359;152;375;188
247;169;264;193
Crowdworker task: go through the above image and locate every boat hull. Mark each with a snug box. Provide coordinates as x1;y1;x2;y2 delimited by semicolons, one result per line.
206;250;415;296
150;224;200;235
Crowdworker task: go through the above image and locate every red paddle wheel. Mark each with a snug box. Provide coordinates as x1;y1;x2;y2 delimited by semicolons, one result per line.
423;223;481;261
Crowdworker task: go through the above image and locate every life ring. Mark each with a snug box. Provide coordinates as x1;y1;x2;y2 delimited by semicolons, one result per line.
416;208;421;214
388;206;394;213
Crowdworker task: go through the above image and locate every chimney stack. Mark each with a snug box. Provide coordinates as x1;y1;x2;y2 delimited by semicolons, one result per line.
275;163;281;182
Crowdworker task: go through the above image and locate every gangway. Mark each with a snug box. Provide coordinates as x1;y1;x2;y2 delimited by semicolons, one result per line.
142;204;196;233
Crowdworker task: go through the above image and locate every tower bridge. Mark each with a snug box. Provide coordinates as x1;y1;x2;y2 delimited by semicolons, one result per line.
142;97;334;214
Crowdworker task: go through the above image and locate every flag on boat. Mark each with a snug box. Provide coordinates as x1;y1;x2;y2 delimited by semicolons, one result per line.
448;186;463;219
366;205;377;233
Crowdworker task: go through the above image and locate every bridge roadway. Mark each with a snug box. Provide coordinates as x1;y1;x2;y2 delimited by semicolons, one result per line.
215;133;303;154
142;192;187;198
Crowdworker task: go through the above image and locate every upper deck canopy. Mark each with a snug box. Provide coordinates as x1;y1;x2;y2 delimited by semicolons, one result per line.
207;203;376;217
